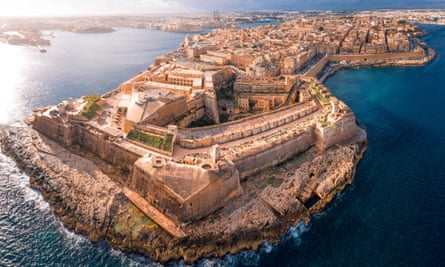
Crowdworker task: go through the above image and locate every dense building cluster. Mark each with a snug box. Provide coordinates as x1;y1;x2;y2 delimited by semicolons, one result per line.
31;15;430;230
184;17;419;74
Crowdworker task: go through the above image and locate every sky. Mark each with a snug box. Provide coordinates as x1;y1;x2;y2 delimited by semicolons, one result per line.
0;0;444;16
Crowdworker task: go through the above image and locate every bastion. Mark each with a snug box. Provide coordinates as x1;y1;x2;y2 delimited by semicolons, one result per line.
1;15;435;263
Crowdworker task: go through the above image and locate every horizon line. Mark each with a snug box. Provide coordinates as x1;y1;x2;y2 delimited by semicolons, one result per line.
0;7;444;19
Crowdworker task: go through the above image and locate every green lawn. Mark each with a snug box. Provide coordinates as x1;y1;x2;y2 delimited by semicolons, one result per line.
311;84;330;103
81;95;101;119
127;130;174;152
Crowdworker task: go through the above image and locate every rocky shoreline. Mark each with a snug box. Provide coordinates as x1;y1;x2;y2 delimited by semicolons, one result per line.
0;125;366;263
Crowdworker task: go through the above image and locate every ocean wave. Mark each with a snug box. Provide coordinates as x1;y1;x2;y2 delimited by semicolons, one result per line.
237;251;260;267
59;223;89;247
259;240;273;254
109;248;161;267
285;221;310;246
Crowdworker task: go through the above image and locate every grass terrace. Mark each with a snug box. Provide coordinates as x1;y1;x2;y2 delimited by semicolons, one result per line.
311;82;331;104
127;130;174;152
81;94;101;119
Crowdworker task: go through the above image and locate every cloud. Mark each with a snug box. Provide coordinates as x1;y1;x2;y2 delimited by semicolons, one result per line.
124;0;183;10
1;0;445;16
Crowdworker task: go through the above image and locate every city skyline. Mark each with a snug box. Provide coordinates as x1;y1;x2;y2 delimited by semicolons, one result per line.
0;0;444;16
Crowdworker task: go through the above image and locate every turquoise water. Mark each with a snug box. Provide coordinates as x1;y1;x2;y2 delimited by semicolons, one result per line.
0;25;445;266
253;24;445;266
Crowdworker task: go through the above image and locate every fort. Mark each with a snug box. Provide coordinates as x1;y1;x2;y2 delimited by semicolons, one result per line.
3;15;434;263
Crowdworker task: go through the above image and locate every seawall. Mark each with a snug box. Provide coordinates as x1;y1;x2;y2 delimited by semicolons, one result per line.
305;48;434;78
0;125;367;263
33;115;143;176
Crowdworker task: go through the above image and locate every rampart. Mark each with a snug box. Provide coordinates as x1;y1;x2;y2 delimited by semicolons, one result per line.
305;55;329;77
329;48;425;62
233;76;293;93
33;115;74;146
177;101;318;148
230;126;314;179
33;115;143;175
305;48;428;77
314;112;358;151
141;96;188;127
73;125;143;172
130;157;242;222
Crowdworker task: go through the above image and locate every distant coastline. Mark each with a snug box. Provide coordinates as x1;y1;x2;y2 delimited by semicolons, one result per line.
1;8;445;48
0;10;438;264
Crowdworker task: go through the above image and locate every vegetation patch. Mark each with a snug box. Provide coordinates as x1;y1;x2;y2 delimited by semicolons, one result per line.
127;130;174;152
114;205;157;239
311;84;330;103
81;94;101;119
318;120;332;127
163;133;174;152
264;176;284;188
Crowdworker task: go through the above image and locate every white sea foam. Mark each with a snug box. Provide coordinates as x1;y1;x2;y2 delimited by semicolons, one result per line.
14;173;52;212
110;248;161;267
286;221;310;246
59;223;88;247
259;240;273;254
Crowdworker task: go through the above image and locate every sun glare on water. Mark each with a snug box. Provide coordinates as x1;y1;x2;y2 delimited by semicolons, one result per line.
0;43;26;124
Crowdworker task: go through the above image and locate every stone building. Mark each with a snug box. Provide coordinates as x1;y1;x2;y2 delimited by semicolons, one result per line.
129;156;242;222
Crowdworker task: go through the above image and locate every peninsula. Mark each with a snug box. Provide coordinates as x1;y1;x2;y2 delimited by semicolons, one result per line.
1;13;435;263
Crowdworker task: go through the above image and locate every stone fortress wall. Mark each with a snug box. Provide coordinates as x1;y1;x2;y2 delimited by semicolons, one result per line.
305;48;428;77
33;16;433;225
33;116;143;175
33;84;358;223
130;157;242;222
329;48;425;62
34;36;418;223
304;55;330;77
177;101;318;148
231;126;315;179
33;115;74;146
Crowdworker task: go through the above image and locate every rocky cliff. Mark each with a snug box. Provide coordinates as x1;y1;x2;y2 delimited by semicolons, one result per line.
1;125;366;263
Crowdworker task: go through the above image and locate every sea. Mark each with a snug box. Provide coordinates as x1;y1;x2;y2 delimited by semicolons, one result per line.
0;24;444;267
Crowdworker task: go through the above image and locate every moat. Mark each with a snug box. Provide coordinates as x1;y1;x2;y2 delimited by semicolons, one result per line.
0;12;438;266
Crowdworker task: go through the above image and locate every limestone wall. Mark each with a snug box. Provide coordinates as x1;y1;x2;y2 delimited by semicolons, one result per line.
304;49;426;78
176;96;207;127
73;125;142;174
314;112;358;151
231;127;314;179
204;94;220;124
200;54;228;65
234;76;292;93
134;124;168;137
33;115;74;146
130;157;242;222
208;68;234;91
177;102;317;148
178;163;241;221
305;55;329;77
328;49;425;62
33;115;141;177
142;97;188;127
130;167;183;222
177;107;206;127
